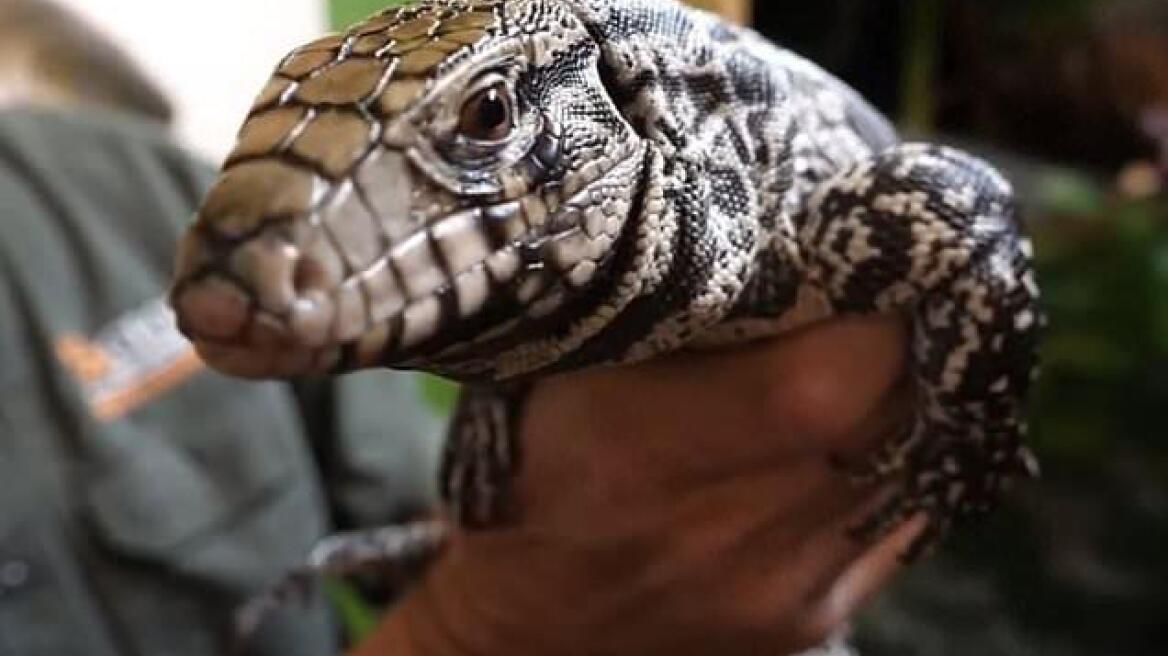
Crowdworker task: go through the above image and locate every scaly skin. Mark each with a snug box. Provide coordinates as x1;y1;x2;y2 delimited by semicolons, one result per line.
170;0;1042;646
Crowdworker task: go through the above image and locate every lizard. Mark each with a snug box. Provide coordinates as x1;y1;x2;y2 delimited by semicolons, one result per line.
169;0;1043;645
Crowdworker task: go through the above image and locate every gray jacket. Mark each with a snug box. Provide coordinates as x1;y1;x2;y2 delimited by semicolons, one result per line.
0;108;443;656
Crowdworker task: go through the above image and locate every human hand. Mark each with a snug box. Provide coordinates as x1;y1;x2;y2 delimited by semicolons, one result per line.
355;316;921;656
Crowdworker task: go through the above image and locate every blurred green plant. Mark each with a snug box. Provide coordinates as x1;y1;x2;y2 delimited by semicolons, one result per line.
1030;179;1168;474
901;0;941;134
331;0;412;31
324;579;382;641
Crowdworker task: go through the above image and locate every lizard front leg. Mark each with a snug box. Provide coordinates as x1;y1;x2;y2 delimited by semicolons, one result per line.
230;383;528;650
796;143;1042;560
441;383;530;528
228;521;447;655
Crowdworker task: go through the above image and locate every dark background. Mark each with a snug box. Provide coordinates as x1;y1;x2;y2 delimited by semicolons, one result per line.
753;2;1168;654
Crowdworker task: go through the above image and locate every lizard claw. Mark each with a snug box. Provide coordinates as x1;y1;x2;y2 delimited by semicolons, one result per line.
846;419;1038;563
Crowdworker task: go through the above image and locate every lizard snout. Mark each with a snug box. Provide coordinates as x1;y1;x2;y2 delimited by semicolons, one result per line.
171;225;345;377
170;144;532;378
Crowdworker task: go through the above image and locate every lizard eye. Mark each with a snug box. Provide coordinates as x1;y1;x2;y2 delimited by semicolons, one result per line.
459;83;514;142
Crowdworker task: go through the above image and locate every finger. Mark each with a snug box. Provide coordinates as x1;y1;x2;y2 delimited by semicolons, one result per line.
761;514;922;652
816;514;926;626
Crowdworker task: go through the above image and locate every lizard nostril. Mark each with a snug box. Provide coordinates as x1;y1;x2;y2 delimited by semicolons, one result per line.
293;255;330;296
174;276;251;341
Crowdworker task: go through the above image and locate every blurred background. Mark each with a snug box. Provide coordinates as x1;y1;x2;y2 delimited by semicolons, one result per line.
744;2;1168;655
10;0;1166;654
41;0;323;162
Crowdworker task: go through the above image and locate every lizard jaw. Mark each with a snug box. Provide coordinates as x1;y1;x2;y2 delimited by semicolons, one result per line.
173;202;534;378
173;144;647;378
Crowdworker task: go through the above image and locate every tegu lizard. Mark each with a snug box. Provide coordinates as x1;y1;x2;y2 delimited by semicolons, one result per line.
169;0;1042;640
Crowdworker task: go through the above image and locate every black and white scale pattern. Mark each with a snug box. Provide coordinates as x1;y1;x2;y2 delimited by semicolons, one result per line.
171;0;1043;650
439;0;1041;552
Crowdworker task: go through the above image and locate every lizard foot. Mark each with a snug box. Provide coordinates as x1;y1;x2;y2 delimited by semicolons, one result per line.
442;385;526;529
830;424;919;486
846;422;1039;562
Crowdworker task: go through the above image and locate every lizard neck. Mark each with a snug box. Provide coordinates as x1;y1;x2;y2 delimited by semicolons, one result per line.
554;0;796;365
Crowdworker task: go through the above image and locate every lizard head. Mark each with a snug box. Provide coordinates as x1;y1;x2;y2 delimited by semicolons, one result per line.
172;0;647;379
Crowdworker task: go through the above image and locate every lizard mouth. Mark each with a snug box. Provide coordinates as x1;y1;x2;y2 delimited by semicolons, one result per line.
172;144;644;379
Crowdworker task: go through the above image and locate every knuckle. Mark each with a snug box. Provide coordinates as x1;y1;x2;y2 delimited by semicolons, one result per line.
763;366;858;442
